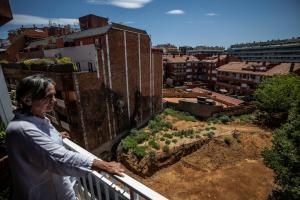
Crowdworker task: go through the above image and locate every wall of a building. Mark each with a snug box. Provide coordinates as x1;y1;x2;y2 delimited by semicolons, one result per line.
44;44;99;72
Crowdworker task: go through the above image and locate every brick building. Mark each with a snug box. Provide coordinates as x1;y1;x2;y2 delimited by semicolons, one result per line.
163;55;200;86
3;14;163;155
216;62;300;95
199;55;228;89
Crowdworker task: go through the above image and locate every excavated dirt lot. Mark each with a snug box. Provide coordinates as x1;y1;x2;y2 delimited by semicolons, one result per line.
125;122;275;200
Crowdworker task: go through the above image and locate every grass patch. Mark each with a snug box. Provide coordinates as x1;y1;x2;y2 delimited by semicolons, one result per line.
163;133;173;139
121;129;149;151
163;108;196;122
232;114;256;123
133;146;146;158
148;115;172;134
208;115;231;124
205;131;215;139
173;129;195;137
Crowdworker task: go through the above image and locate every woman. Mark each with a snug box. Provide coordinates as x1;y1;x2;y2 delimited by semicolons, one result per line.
6;74;124;200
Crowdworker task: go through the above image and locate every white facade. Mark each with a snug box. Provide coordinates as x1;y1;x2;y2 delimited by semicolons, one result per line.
44;44;99;73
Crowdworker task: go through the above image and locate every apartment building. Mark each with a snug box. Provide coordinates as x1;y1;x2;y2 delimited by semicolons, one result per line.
199;55;228;88
216;62;300;95
164;55;200;85
187;46;225;60
2;14;163;155
155;43;180;55
227;37;300;62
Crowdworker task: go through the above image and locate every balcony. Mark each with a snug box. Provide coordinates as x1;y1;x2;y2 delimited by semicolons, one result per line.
63;139;168;200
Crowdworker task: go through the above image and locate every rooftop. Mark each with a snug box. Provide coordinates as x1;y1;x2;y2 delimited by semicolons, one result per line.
217;62;300;76
163;55;199;63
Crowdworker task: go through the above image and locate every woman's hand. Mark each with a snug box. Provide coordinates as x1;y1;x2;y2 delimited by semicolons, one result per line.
92;160;125;177
60;131;70;139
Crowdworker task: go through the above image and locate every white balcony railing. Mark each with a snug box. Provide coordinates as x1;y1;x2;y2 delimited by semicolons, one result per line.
63;139;168;200
56;98;66;108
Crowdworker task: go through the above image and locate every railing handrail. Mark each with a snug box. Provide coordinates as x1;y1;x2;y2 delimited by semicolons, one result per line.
63;138;168;200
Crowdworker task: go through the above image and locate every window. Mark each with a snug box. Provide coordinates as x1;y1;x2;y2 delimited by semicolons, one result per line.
76;62;81;71
95;38;99;45
88;62;93;72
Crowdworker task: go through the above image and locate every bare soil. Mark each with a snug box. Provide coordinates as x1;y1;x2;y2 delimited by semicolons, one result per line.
125;122;275;200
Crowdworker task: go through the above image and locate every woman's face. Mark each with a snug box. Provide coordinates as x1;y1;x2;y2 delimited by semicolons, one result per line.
31;83;56;118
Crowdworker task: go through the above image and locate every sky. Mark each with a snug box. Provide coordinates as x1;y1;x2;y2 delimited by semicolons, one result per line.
1;0;300;48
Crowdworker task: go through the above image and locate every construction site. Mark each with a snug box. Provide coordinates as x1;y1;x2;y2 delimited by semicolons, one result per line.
118;108;275;199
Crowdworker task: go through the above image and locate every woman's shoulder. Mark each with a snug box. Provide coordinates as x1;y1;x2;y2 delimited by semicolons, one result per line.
6;118;36;135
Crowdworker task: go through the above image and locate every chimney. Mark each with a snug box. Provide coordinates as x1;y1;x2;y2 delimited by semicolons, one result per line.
290;63;295;72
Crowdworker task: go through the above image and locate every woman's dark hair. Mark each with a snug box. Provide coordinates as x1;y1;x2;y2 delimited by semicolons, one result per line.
16;74;55;111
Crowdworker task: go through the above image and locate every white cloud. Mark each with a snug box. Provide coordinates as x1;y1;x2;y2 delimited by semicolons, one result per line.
206;13;218;16
87;0;152;9
166;9;185;15
11;14;79;26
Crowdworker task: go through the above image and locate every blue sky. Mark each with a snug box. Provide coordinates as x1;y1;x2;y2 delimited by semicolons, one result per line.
1;0;300;48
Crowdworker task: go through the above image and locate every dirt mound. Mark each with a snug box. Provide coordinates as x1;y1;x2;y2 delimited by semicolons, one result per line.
128;131;275;200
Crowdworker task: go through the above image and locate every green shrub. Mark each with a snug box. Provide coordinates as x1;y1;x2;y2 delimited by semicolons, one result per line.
205;131;215;139
148;115;172;134
163;145;169;153
160;137;165;141
129;129;149;144
205;127;210;131
218;115;231;124
163;133;173;139
173;129;194;137
163;108;196;122
133;146;146;158
224;136;232;145
149;151;157;163
210;127;216;130
172;139;177;143
149;140;160;150
165;139;171;145
233;114;256;123
122;136;137;151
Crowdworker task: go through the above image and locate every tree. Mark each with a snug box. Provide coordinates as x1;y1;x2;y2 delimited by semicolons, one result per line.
263;116;300;199
254;74;300;113
254;74;300;127
256;74;300;199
